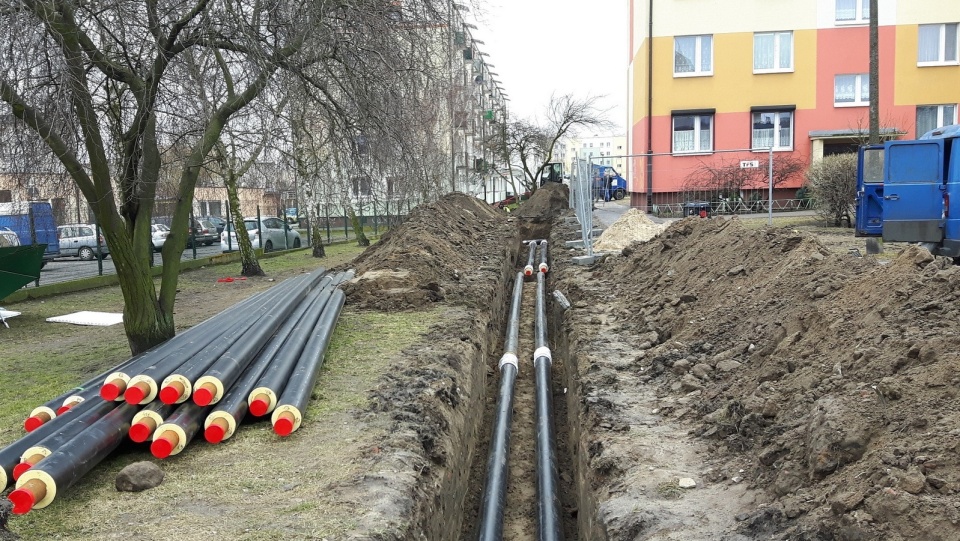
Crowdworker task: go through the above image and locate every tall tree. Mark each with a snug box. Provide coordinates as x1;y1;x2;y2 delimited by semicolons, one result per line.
869;0;880;144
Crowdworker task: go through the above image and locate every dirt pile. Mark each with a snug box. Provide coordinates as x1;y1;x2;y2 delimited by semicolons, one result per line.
342;193;513;310
566;216;960;540
514;182;569;221
592;208;667;252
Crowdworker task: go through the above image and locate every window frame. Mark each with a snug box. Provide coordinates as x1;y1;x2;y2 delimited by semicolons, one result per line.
918;23;960;66
834;73;870;107
916;104;958;136
753;31;794;73
751;110;794;152
671;113;714;155
674;35;714;77
834;0;869;25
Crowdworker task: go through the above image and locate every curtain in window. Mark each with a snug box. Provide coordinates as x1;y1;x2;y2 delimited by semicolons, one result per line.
778;33;792;69
673;116;695;151
752;112;774;149
836;0;856;21
861;0;870;19
700;36;712;72
860;75;869;102
778;112;792;148
946;24;957;61
699;116;712;151
919;25;941;62
675;37;695;73
945;104;957;125
835;75;855;103
754;34;773;70
917;106;938;136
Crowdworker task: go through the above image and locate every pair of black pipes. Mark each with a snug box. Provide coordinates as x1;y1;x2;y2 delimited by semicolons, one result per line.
477;239;563;541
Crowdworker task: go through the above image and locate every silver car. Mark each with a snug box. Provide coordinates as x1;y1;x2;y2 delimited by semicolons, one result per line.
220;217;302;253
57;224;109;260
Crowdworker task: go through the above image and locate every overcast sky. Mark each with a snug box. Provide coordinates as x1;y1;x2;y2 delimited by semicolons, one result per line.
468;1;629;136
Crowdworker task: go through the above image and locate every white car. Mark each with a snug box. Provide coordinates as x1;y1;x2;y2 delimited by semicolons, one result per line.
221;217;302;253
151;224;171;252
57;224;109;260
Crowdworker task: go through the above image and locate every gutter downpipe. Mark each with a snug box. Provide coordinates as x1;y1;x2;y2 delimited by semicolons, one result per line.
646;0;654;210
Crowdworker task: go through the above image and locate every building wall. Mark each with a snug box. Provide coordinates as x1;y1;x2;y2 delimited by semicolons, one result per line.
627;0;960;207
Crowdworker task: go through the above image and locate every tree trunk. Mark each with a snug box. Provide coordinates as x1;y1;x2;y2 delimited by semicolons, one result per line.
347;205;370;247
868;0;880;145
311;221;326;257
225;180;264;276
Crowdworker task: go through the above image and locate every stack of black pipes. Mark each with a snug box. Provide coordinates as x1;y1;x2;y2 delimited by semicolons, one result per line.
1;267;350;515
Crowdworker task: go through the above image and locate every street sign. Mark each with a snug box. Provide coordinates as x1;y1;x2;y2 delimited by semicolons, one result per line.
740;160;760;169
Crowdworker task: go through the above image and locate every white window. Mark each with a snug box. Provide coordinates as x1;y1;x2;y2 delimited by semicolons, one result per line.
918;24;959;65
752;111;793;151
674;35;713;76
754;32;793;72
835;0;869;23
916;104;958;136
834;74;869;106
672;115;713;153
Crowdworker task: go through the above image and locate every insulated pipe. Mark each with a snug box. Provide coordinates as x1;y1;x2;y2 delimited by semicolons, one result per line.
248;286;334;417
129;402;176;443
8;402;139;514
271;289;345;436
150;401;210;459
190;274;322;407
538;240;549;274
104;273;310;402
0;397;102;491
13;398;119;480
534;271;563;541
23;386;100;432
523;240;537;277
477;272;524;541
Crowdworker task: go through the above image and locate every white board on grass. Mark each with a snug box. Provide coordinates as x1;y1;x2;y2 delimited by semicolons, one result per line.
46;311;124;326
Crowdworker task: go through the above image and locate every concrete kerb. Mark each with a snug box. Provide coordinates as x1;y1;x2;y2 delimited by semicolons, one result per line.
2;246;316;304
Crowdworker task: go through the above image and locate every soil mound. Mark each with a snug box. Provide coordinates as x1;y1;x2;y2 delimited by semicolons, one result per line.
515;183;569;221
342;193;513;310
593;208;667;252
580;216;960;540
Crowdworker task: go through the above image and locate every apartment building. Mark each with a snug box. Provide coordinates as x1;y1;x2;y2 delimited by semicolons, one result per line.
627;0;960;208
562;135;628;176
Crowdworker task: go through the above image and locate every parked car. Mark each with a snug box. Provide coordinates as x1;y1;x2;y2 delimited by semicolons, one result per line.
492;191;532;210
221;217;302;253
0;227;20;247
57;224;109;261
187;218;218;248
150;224;171;252
203;215;227;235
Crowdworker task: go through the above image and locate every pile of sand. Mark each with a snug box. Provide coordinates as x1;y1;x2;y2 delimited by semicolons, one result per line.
592;208;667;252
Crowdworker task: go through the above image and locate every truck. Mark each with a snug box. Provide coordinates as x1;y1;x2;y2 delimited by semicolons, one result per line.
591;165;628;201
0;201;61;265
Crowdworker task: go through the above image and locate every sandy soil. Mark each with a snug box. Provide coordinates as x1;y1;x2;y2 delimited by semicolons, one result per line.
4;186;959;540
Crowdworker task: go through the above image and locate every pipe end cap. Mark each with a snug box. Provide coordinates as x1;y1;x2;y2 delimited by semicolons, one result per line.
23;416;44;432
205;424;225;444
159;386;182;405
248;398;269;417
129;423;152;443
150;438;174;459
100;383;121;401
12;462;31;480
124;386;146;405
273;418;294;437
193;387;214;407
8;488;35;515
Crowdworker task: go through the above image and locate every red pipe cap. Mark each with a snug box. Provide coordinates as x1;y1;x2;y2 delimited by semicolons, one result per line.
8;488;36;515
124;385;146;405
193;387;214;407
158;385;182;405
150;437;174;459
129;423;152;443
204;424;225;444
55;405;71;415
100;383;121;401
11;462;31;480
248;398;269;417
23;416;44;432
273;417;294;437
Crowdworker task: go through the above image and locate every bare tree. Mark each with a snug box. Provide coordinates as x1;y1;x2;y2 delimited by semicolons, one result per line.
682;154;807;203
493;94;610;193
807;154;858;227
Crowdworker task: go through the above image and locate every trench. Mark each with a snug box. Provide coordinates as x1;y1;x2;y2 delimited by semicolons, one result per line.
452;225;584;540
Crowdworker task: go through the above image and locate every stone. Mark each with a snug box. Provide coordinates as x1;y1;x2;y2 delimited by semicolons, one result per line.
716;359;742;373
679;374;703;392
691;363;713;380
671;359;691;375
830;490;865;515
678;477;697;489
116;461;165;492
897;468;926;494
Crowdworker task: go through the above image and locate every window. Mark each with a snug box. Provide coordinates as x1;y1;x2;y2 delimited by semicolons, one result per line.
835;0;869;23
752;111;793;150
834;74;869;106
672;114;713;153
918;24;959;65
754;32;793;72
916;104;958;136
674;35;713;76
